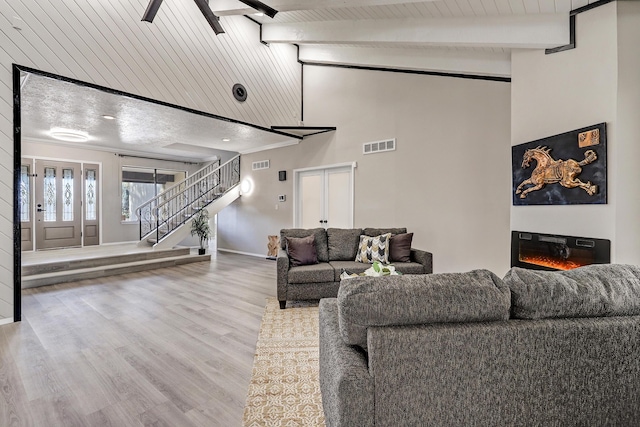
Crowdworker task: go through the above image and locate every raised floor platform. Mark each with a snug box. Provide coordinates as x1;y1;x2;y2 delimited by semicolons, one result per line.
21;243;211;288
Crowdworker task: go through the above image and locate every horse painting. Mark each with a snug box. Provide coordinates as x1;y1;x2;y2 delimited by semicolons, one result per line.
515;146;598;199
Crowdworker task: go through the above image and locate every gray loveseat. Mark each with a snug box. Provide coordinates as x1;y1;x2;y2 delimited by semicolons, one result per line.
277;227;433;309
319;264;640;426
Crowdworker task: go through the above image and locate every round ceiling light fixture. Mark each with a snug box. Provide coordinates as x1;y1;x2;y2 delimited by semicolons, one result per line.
49;127;90;142
222;138;231;142
232;83;248;102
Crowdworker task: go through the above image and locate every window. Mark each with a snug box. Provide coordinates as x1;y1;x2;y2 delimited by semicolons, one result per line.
121;166;186;222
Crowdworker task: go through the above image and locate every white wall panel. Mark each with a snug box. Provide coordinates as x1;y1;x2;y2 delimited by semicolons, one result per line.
0;0;301;321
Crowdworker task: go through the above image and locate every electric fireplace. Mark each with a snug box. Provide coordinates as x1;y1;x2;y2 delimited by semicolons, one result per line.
511;231;611;271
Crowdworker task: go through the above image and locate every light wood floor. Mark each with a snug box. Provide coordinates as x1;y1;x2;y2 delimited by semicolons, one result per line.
1;252;275;427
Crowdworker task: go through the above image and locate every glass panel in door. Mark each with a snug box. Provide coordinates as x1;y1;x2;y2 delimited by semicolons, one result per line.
35;160;82;249
20;160;33;251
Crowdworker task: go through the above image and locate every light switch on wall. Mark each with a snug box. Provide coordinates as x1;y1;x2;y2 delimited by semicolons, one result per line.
278;195;286;202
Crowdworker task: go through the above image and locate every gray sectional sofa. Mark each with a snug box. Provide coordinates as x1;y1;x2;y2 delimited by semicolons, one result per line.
319;264;640;426
277;227;433;309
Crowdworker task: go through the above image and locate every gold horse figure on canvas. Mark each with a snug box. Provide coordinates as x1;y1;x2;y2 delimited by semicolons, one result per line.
515;146;598;199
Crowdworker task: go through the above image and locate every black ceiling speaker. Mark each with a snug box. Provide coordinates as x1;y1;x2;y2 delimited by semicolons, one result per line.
233;83;248;102
238;0;278;18
141;0;164;22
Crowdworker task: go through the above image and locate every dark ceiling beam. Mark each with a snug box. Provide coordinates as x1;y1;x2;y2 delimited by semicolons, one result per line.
238;0;278;18
193;0;226;35
141;0;164;22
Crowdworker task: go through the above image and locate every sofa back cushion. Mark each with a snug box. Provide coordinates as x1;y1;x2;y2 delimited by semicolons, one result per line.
363;227;406;237
280;228;329;262
327;228;363;261
337;270;510;348
504;264;640;320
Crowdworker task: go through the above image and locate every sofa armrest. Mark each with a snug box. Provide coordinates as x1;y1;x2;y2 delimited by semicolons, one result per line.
319;298;374;427
410;248;433;273
277;248;290;302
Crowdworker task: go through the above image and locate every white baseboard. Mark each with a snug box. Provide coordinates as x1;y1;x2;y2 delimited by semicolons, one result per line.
217;248;267;259
0;317;15;326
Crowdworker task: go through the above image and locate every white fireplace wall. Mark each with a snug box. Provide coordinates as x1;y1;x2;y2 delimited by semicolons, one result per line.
510;2;631;263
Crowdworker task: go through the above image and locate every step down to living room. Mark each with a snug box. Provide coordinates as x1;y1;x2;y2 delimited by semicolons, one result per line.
21;244;210;289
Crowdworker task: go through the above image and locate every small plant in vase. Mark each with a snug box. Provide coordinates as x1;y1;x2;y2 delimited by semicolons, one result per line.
190;208;210;255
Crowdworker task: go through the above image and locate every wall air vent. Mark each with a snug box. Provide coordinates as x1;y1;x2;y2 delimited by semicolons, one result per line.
363;138;395;155
252;160;270;170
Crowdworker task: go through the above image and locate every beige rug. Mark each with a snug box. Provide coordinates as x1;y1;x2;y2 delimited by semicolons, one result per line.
243;298;326;427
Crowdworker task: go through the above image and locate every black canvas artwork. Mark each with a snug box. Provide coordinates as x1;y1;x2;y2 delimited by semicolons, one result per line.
512;123;607;205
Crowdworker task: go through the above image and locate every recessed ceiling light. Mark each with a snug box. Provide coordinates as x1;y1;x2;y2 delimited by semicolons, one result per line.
49;127;89;142
254;12;264;16
102;115;115;120
222;138;231;142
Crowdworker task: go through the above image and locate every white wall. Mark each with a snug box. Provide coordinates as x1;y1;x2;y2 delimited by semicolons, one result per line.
21;139;204;244
219;65;512;275
0;0;301;321
614;1;640;264
511;2;640;265
510;3;619;250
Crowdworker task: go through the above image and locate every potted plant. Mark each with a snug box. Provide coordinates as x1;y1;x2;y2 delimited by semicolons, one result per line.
190;208;210;255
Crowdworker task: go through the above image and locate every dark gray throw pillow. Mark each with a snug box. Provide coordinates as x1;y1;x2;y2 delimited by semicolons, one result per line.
280;228;329;262
389;232;413;262
286;235;318;267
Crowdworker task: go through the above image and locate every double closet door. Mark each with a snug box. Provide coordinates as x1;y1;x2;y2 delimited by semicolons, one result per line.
20;158;100;251
295;164;354;229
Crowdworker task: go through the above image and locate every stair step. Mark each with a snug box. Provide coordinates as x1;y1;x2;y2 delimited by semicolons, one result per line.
22;247;190;276
22;253;211;289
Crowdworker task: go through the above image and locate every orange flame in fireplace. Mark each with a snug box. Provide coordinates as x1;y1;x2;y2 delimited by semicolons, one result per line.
519;255;588;271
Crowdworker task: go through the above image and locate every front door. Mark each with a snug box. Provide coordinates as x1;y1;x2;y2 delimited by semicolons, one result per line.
35;160;82;249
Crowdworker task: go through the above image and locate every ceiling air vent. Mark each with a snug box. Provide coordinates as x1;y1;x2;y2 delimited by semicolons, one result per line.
363;138;395;155
252;160;270;170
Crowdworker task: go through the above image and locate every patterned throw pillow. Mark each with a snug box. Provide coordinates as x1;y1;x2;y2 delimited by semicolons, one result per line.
355;233;391;264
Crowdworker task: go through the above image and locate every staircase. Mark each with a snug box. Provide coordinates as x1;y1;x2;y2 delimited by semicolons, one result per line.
136;155;241;249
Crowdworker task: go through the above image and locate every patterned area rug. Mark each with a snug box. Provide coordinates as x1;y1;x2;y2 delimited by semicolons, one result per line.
243;298;326;427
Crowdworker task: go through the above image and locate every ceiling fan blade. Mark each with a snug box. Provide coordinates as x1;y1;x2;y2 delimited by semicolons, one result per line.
193;0;226;35
237;0;278;18
141;0;164;22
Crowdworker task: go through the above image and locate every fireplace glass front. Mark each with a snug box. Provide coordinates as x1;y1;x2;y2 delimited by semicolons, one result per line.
511;231;611;271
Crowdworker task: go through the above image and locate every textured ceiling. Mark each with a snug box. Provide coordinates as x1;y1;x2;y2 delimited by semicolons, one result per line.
20;72;300;162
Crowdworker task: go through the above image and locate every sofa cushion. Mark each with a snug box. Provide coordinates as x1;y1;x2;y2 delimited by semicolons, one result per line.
355;233;391;264
330;261;372;281
504;264;640;320
327;228;363;261
389;232;413;263
363;227;407;237
288;263;335;284
393;261;425;275
330;261;426;281
285;235;318;267
338;270;510;347
280;228;329;262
